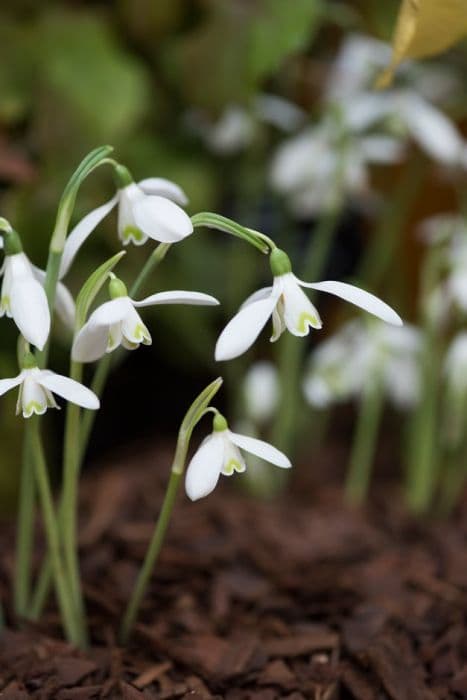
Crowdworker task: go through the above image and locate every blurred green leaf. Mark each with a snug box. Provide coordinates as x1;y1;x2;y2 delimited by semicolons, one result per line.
36;12;150;141
167;0;322;109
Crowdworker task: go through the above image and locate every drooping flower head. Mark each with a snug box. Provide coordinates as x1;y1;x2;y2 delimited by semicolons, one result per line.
72;274;219;363
0;228;51;350
185;413;291;501
0;352;99;418
215;248;403;362
60;166;194;278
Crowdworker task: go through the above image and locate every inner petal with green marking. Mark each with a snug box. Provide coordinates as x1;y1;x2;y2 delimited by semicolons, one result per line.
122;225;145;244
222;458;246;476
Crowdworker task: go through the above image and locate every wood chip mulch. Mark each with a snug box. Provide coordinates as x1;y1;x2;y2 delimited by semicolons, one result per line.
1;445;467;699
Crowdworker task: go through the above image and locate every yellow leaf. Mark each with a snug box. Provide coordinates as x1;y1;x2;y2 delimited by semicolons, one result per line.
377;0;467;88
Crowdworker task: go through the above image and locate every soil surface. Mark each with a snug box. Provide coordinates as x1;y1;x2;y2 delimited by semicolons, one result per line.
1;444;467;699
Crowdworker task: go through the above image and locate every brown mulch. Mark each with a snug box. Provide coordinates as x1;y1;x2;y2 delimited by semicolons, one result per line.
1;445;467;699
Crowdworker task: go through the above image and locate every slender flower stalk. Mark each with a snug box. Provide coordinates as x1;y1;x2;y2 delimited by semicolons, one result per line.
28;416;82;645
345;372;385;505
119;378;223;644
14;425;35;617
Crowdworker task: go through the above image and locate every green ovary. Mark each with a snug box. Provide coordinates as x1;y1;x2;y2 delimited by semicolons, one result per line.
297;312;319;333
122;225;144;243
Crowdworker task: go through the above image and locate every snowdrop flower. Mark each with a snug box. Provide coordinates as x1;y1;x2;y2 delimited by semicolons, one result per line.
271;120;403;216
185;413;291;501
0;353;99;418
215;248;403;362
303;319;422;410
72;276;219;363
420;214;467;317
444;333;467;396
0;230;50;349
243;361;279;424
60;166;193;278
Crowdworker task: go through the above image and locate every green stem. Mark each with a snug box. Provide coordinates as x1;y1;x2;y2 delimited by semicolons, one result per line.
345;376;385;505
29;417;81;645
119;377;222;644
357;153;426;289
61;360;88;644
119;470;181;644
272;204;341;456
14;424;35;617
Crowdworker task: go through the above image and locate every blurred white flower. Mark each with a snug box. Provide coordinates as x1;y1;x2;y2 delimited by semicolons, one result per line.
444;332;467;396
215;250;402;362
303;319;422;410
73;285;219;363
243;361;279;424
186;95;305;156
185;414;290;501
420;214;467;317
0;364;99;418
60;177;192;277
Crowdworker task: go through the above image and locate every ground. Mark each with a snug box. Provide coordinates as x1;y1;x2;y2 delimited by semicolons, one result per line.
1;443;467;699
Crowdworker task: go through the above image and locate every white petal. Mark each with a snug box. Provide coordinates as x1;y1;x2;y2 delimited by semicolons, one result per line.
281;274;322;336
228;431;291;469
133;196;193;243
132;290;219;308
121;305;151;346
59;196;118;278
31;265;75;328
85;297;132;328
72;323;110;362
10;277;51;350
21;375;48;417
399;93;462;165
240;286;273;309
38;371;100;410
221;438;246;475
359;136;405;163
298;278;403;326
185;433;225;501
215;294;278;362
137;178;188;206
55;281;75;328
0;373;24;397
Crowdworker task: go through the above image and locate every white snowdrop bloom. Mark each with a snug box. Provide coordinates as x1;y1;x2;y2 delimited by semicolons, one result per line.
271;120;403;216
0;249;51;350
303;320;422;410
420;214;467;316
444;333;467;396
200;106;256;155
72;277;219;363
185;413;291;501
0;360;99;418
243;361;279;424
60;169;192;277
215;249;402;362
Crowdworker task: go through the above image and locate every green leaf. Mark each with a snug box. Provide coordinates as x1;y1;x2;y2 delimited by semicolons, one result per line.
180;377;223;438
75;251;126;330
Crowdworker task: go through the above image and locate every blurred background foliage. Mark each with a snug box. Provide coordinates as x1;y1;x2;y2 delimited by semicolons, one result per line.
1;0;467;509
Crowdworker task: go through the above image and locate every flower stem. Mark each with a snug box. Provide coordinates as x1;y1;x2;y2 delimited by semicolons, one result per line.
61;360;88;645
119;377;222;644
119;469;181;645
14;424;36;618
29;417;81;645
345;376;385;505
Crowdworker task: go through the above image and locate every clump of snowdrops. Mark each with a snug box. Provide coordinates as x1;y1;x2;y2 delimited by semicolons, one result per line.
0;145;401;647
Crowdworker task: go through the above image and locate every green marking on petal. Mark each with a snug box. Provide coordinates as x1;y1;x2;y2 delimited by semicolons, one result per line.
122;225;144;243
1;296;10;312
24;401;46;417
222;459;244;476
133;323;150;342
298;312;319;333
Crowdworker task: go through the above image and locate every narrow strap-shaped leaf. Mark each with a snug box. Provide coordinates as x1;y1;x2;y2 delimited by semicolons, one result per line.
75;251;126;330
